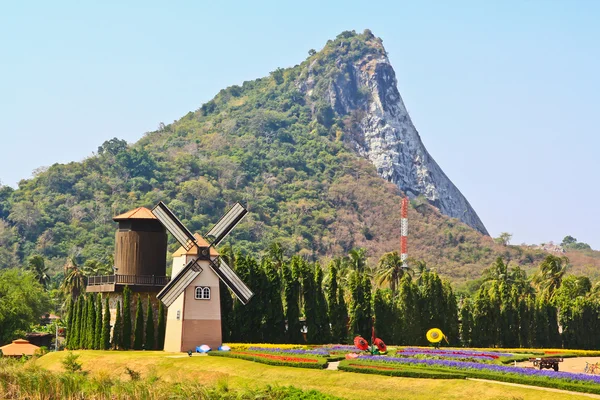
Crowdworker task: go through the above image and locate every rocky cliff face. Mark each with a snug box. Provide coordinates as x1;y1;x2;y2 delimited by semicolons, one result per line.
301;35;489;235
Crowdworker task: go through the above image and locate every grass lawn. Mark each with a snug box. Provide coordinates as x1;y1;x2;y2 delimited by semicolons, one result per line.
35;351;594;400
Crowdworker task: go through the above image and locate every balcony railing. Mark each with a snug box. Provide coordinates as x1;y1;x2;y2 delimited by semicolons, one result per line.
86;274;170;287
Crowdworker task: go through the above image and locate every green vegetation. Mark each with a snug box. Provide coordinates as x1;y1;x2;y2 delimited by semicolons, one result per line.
338;359;466;379
0;357;339;400
32;351;590;400
208;351;328;369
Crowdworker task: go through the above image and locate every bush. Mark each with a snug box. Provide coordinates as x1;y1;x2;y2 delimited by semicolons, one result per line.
61;352;82;373
338;360;465;379
208;351;327;369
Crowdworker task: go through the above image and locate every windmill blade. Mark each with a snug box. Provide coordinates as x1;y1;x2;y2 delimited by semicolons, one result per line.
152;202;196;250
205;203;248;247
157;259;203;307
209;258;254;305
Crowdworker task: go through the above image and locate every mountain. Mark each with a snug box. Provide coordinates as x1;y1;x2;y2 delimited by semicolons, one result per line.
298;31;488;235
0;30;596;283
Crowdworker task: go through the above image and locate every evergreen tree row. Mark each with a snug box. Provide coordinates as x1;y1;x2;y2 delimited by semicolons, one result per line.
66;286;166;350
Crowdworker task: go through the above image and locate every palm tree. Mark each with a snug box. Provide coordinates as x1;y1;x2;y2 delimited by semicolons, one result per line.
61;258;85;300
347;248;368;273
376;251;412;297
81;259;112;276
533;255;569;300
27;255;49;288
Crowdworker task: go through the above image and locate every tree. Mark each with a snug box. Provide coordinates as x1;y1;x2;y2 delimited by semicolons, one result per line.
347;248;368;273
94;295;103;349
314;265;330;343
112;300;122;350
65;297;75;349
85;294;96;349
219;280;233;342
26;255;49;288
376;251;411;297
533;255;569;300
284;260;302;343
101;296;110;350
71;295;83;349
157;300;166;350
145;296;155;350
328;262;345;343
494;232;512;246
122;286;132;349
61;258;85;300
133;295;144;350
459;298;473;347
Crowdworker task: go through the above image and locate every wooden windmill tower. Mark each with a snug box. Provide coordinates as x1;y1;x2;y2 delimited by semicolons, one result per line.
151;202;253;352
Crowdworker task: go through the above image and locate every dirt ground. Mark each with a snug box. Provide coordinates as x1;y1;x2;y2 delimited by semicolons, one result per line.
517;356;600;374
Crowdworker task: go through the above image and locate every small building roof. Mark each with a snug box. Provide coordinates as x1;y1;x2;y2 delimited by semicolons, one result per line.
113;207;157;221
0;339;40;356
172;233;219;257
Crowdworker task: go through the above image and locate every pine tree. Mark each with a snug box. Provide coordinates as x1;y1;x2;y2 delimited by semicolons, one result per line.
101;296;111;350
122;286;132;349
157;300;166;350
133;294;144;350
94;295;102;349
145;296;155;350
65;296;75;349
112;300;122;350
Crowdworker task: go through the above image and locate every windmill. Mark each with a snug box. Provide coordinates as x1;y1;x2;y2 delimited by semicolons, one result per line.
151;201;254;352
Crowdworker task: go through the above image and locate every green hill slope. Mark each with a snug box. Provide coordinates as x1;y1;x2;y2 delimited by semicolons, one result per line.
0;30;597;283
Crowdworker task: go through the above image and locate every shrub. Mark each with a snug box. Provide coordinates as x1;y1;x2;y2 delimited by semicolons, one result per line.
209;350;327;369
61;352;82;373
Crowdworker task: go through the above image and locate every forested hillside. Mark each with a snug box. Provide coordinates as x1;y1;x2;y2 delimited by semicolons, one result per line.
0;30;598;284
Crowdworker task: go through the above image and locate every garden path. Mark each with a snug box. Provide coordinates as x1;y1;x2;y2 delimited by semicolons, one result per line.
326;361;340;370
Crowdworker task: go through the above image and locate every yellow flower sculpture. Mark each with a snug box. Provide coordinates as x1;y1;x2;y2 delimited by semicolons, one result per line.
426;328;446;344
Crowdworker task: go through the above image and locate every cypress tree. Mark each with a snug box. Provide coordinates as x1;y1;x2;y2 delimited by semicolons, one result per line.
301;261;318;344
157;300;166;350
145;296;155;350
314;265;330;343
133;294;144;350
337;286;349;343
86;294;96;349
459;298;473;347
122;286;132;349
79;295;87;349
263;258;286;343
71;296;81;349
219;280;233;342
328;262;342;343
94;295;103;349
112;300;122;349
284;259;302;344
65;296;75;349
101;296;111;350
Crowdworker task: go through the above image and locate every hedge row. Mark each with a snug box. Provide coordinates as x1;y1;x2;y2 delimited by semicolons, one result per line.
208;351;328;369
338;360;465;379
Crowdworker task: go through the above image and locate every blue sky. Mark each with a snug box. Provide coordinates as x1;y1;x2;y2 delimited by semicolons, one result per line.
1;0;599;249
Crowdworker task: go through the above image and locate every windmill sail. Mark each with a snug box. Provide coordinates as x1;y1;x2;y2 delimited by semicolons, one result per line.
152;202;196;251
205;203;248;246
209;258;254;305
157;259;203;307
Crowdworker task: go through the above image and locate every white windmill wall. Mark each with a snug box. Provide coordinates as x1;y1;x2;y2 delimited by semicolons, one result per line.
163;254;223;352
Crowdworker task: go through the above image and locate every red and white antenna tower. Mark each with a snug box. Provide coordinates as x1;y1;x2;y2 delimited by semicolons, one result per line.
400;197;408;263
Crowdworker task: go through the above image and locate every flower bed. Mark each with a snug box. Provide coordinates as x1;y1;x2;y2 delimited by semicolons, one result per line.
224;343;307;351
350;355;600;395
248;346;330;357
396;348;512;360
338;359;466;379
208;350;328;369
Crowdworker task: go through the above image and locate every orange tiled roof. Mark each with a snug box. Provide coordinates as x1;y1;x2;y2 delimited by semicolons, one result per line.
113;207;157;221
172;233;219;257
0;339;40;356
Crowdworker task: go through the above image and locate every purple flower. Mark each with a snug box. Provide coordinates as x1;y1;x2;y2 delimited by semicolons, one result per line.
248;347;329;356
356;355;600;385
397;348;513;359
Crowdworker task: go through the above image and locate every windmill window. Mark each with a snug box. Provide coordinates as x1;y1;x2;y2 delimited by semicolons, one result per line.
195;286;211;300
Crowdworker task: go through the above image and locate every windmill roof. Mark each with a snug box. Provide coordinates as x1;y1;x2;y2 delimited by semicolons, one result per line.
0;339;40;356
113;207;157;221
172;233;219;257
